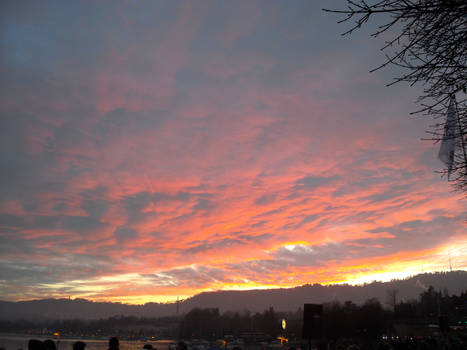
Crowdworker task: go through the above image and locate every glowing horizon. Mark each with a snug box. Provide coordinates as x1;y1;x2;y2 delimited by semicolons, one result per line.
1;0;466;305
16;267;466;306
13;240;467;305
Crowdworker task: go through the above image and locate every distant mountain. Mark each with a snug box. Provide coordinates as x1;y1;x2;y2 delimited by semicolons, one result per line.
178;270;467;314
0;298;176;321
1;271;466;320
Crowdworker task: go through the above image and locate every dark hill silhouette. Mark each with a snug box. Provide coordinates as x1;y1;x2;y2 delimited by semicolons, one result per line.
1;271;466;320
178;270;467;313
0;298;176;320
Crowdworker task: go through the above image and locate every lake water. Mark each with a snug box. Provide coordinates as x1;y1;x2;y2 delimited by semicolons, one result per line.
0;335;177;350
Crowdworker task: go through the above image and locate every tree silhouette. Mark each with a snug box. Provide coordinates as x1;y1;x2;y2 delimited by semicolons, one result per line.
386;288;399;312
324;0;467;194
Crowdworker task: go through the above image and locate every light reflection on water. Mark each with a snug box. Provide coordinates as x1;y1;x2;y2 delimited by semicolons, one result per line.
0;335;176;350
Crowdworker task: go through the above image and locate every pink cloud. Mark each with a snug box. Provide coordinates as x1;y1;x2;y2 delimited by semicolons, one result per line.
1;0;465;303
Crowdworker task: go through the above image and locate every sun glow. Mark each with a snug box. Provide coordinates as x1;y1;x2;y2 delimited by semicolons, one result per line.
280;241;312;250
337;242;467;286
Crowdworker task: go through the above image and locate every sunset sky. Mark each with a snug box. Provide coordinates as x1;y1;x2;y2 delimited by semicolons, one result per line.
1;0;466;305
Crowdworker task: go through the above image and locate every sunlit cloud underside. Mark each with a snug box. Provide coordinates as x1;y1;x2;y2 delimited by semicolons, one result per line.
0;0;466;304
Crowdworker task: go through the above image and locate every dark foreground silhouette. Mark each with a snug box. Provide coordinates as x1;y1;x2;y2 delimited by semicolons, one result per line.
0;334;462;350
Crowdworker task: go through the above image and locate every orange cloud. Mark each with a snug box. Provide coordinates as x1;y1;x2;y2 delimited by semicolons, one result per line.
1;0;465;305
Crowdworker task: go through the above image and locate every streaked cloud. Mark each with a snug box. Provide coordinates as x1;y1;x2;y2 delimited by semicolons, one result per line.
0;0;465;303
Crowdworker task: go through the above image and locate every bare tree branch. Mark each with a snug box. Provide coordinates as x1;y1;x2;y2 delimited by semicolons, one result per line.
324;0;467;194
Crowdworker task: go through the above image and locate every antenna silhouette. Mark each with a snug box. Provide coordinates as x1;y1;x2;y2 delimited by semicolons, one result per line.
449;251;453;272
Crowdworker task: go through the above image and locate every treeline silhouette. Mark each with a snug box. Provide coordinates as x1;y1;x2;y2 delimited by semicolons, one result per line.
179;306;286;340
0;316;180;339
179;287;467;340
1;287;466;341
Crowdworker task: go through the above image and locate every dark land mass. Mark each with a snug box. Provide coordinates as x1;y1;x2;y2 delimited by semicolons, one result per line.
1;271;466;320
